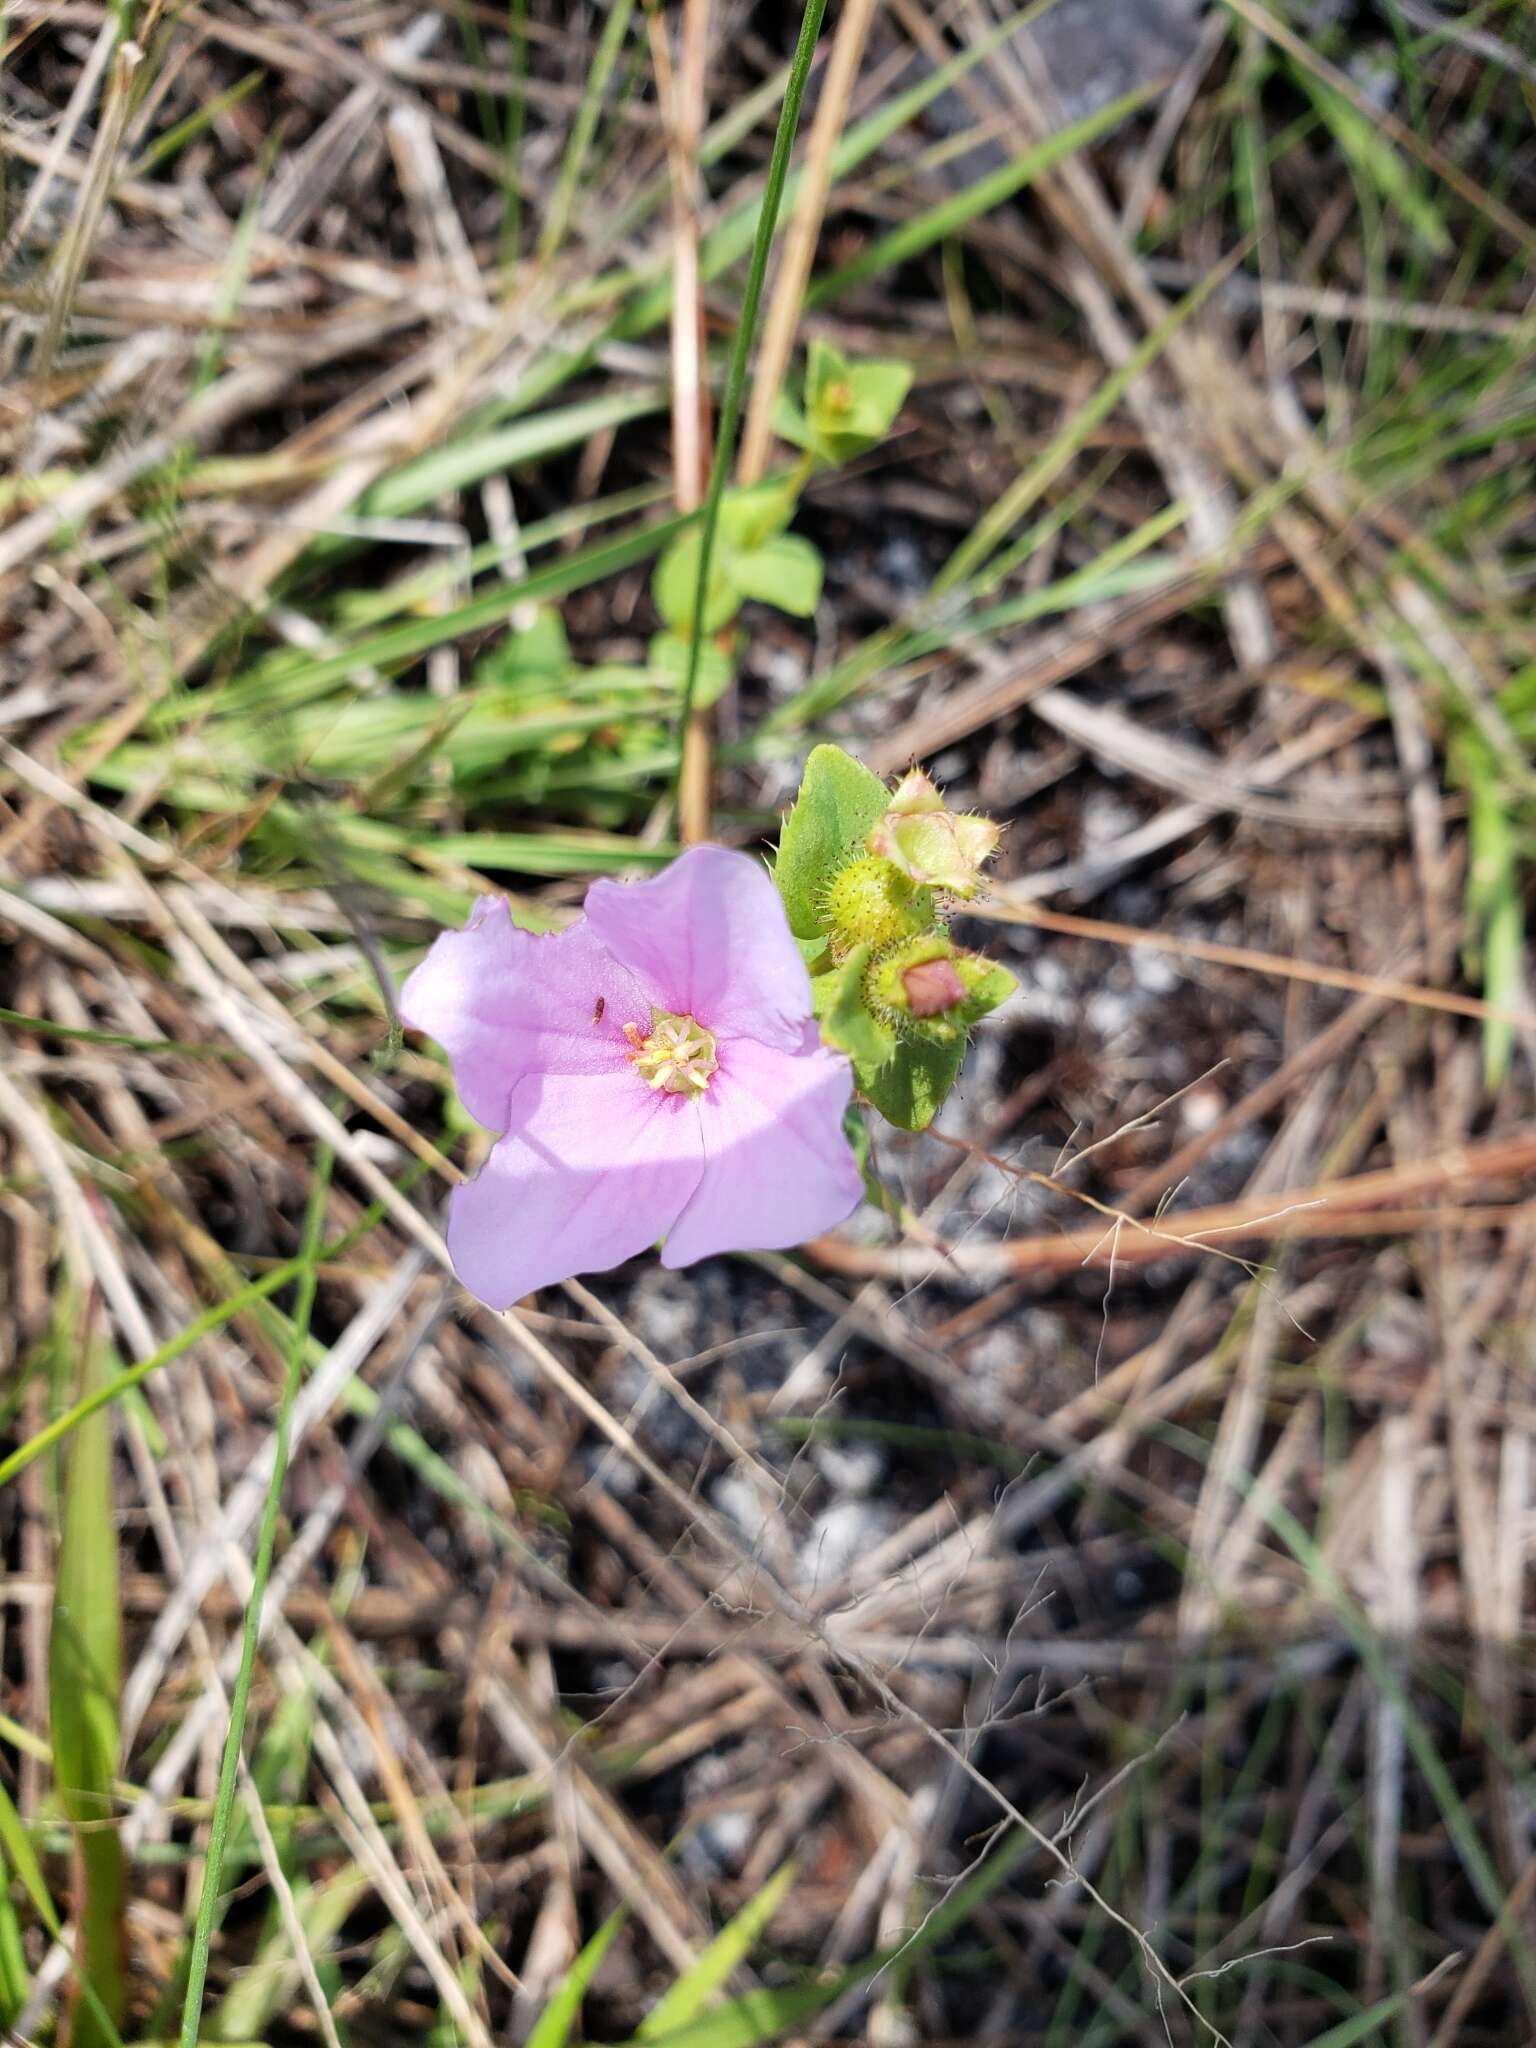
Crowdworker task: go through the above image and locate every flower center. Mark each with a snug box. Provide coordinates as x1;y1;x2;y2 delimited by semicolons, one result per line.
624;1009;718;1095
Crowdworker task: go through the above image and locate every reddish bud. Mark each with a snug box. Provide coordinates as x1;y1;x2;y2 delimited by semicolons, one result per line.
902;957;967;1017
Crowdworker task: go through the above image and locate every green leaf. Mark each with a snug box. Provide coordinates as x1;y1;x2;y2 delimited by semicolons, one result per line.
773;743;891;940
653;482;812;637
649;632;736;710
475;606;571;685
638;1860;798;2038
844;358;913;439
781;343;913;464
861;1034;967;1133
958;958;1018;1022
653;529;742;635
731;534;823;616
527;1905;628;2048
804;335;849;413
811;947;895;1072
770;390;813;454
717;478;799;550
842;1101;872;1175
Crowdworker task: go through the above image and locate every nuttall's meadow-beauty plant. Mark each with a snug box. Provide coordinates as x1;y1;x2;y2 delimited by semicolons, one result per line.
401;845;863;1306
403;749;1010;1306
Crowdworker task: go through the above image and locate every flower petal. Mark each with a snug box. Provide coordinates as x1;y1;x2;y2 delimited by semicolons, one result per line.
400;897;650;1132
584;845;812;1053
661;1027;861;1268
447;1066;703;1308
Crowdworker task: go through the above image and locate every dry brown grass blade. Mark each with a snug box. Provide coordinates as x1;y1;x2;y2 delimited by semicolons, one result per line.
977;897;1536;1037
652;0;715;846
806;1129;1536;1280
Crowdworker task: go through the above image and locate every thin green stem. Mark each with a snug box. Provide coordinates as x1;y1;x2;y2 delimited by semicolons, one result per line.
673;0;829;793
177;1148;333;2048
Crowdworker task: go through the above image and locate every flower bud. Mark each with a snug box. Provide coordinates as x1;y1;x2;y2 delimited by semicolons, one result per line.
866;935;1017;1041
867;769;1001;900
901;955;967;1017
820;854;935;963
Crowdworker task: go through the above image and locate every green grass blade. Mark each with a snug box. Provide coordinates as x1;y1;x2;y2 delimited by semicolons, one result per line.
762;257;1239;735
0;1006;239;1059
638;1860;797;2039
211;1863;370;2043
807;84;1154;306
931;254;1244;601
536;0;635;263
1300;1991;1418;2046
241;511;686;701
129;69;265;178
0;1776;125;2046
1164;1416;1536;2007
0;1776;46;2024
428;831;678;876
1291;68;1451;257
500;0;530;257
50;1321;128;2048
0;1878;24;2025
612;1981;844;2048
526;1905;629;2048
356;387;666;526
177;1147;333;2048
0;1171;415;1492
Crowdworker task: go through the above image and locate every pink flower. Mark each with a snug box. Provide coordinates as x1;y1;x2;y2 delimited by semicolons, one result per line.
400;845;864;1308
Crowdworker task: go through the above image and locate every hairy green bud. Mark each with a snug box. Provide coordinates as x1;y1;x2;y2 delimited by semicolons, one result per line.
820;854;935;963
866;934;1018;1042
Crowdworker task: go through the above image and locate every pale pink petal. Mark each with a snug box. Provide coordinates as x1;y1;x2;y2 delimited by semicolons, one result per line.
661;1027;861;1268
584;846;811;1053
400;897;650;1132
448;1066;703;1308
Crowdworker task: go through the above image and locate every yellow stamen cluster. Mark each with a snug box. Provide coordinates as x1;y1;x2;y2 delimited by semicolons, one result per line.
626;1011;718;1095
